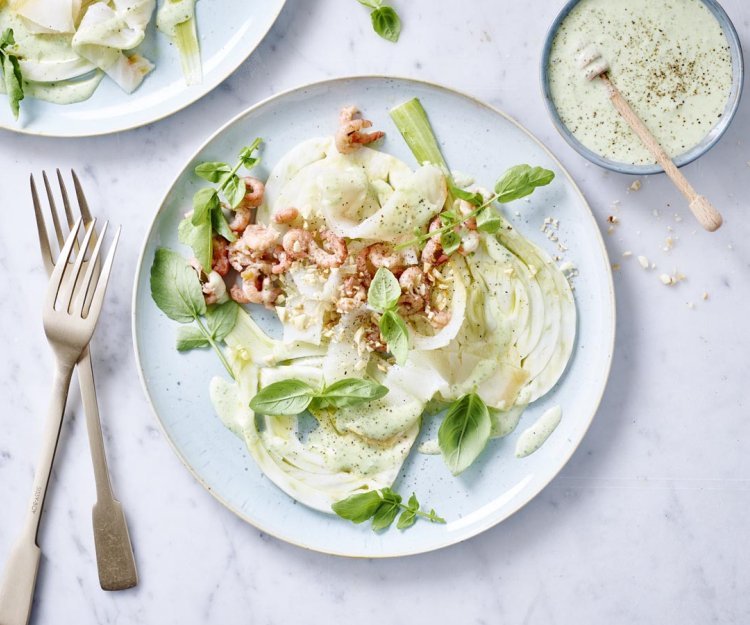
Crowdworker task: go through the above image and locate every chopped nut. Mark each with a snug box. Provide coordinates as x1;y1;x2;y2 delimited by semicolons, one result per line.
702;292;709;300
622;251;633;258
663;237;674;251
629;180;642;192
660;273;674;285
687;302;695;309
637;255;649;269
607;215;619;224
607;225;615;235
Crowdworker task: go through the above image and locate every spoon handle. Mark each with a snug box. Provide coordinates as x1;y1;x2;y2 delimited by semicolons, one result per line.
600;73;723;232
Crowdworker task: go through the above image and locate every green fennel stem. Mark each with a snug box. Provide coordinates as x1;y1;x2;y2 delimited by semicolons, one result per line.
174;18;201;86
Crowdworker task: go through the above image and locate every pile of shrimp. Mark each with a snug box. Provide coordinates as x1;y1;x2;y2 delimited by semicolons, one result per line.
193;106;473;355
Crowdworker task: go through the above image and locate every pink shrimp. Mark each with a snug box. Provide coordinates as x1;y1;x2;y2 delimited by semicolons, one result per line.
282;229;314;260
398;266;428;313
308;230;347;269
211;236;230;276
229;224;280;271
273;207;300;225
230;268;279;308
243;177;265;208
335;106;385;154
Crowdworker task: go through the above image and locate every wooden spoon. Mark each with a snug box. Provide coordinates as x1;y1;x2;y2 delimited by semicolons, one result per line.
578;45;722;232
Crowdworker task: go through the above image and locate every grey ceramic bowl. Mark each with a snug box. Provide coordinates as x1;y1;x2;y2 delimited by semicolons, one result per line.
540;0;744;175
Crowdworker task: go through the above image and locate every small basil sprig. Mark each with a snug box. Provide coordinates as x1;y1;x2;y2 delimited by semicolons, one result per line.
249;377;389;416
0;29;24;119
356;0;401;43
332;488;445;531
150;248;238;378
400;164;555;250
438;393;491;475
183;138;263;270
367;267;409;364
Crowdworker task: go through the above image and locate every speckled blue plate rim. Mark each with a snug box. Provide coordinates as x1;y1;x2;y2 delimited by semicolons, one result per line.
540;0;745;175
131;75;616;558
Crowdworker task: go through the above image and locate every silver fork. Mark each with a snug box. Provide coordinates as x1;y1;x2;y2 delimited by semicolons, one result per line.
29;171;137;592
0;217;120;625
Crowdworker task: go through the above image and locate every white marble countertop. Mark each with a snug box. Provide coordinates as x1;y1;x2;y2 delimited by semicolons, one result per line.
1;1;749;623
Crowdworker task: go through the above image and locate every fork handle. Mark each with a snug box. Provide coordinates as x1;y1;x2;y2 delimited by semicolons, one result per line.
78;348;138;590
0;364;73;625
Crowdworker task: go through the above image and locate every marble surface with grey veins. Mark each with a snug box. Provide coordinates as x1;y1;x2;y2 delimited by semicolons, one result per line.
0;1;749;623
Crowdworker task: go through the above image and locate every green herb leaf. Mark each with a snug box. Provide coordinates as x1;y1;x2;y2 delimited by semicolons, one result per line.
440;230;461;256
397;509;417;529
438;393;491;475
450;184;484;207
238;138;263;169
223;174;246;209
206;300;239;341
494;165;555;203
249;379;315;416
194;161;231;183
332;490;384;523
176;325;210;351
368;267;402;311
333;488;445;531
476;205;502;234
192;187;220;225
371;6;401;42
0;29;24;120
314;378;389;409
150;248;206;323
178;215;212;273
379;309;409;364
0;28;14;48
211;208;236;242
371;498;401;531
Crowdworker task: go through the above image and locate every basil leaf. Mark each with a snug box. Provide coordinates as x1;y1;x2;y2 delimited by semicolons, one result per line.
249;379;314;416
332;490;383;523
178;215;212;273
450;184;483;207
211;207;236;242
192;187;219;225
438;393;491;475
379;310;409;364
371;6;401;42
206;300;239;341
0;28;14;48
476;206;502;234
494;165;555;203
315;378;389;409
440;230;460;256
195;162;231;183
238;138;263;169
396;509;417;530
223;174;247;209
0;31;24;120
406;493;419;511
176;325;210;351
150;248;206;323
371;499;401;531
368;267;401;311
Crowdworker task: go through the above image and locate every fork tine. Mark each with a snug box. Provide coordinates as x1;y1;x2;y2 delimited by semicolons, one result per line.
56;169;76;230
30;174;54;269
77;225;120;320
58;219;97;313
71;169;93;225
73;221;108;316
42;171;65;251
45;218;82;312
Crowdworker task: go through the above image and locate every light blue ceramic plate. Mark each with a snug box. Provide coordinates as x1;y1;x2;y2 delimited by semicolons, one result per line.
0;0;286;137
132;76;616;557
